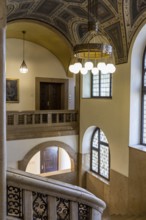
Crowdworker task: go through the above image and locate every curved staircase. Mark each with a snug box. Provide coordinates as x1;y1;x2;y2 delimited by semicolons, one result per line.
7;168;106;220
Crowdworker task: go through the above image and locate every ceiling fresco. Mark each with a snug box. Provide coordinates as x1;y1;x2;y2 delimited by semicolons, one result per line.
6;0;146;65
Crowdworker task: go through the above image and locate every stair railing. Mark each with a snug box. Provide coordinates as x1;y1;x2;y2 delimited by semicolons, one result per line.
7;168;106;220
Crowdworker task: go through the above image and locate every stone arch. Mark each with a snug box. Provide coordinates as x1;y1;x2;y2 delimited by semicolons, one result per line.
18;140;77;172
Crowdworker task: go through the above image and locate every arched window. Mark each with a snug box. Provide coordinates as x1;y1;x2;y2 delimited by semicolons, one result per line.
141;47;146;144
91;128;110;180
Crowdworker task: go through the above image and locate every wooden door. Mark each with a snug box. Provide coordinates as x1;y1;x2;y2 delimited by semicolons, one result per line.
40;82;62;110
40;147;58;173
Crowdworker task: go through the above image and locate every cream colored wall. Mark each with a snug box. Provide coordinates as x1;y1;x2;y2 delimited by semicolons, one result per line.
82;23;146;216
7;135;78;169
58;148;71;170
80;61;130;177
26;151;40;174
6;38;75;111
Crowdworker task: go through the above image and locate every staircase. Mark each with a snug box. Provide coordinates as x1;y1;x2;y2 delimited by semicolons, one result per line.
7;168;106;220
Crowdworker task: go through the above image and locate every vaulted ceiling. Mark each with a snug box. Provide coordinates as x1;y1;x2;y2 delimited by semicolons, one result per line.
6;0;146;70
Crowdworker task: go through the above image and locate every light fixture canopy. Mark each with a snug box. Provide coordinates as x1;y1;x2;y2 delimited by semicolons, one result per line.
20;30;28;74
69;0;116;75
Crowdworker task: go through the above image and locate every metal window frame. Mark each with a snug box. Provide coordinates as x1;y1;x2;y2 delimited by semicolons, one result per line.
141;46;146;145
91;71;112;98
90;127;110;180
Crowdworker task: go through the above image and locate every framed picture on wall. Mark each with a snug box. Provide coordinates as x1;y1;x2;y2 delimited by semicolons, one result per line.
6;78;19;103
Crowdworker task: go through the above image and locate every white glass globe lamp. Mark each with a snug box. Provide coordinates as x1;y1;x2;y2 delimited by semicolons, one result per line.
69;64;75;73
84;61;93;70
92;67;99;75
97;62;106;71
74;62;82;71
80;67;88;75
107;63;116;73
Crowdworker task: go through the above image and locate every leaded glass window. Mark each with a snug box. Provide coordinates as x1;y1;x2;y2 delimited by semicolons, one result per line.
91;128;110;180
141;47;146;144
92;72;112;98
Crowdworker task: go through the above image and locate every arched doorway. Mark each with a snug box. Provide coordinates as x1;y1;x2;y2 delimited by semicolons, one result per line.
26;146;71;175
18;140;76;178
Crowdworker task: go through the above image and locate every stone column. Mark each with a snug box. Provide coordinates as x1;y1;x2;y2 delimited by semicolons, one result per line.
0;1;7;219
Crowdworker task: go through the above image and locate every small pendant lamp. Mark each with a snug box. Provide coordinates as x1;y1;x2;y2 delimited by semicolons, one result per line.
19;31;28;74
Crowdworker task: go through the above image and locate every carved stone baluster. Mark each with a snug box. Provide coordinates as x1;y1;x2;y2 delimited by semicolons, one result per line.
47;113;51;124
14;113;18;126
24;114;27;125
32;114;35;125
48;196;57;219
56;113;59;123
91;209;102;220
23;190;33;220
70;201;78;220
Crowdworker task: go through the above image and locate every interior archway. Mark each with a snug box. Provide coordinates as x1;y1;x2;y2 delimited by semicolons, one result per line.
18;140;76;177
6;20;73;76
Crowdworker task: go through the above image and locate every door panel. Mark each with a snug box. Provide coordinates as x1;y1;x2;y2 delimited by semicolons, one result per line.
40;82;62;110
40;147;58;173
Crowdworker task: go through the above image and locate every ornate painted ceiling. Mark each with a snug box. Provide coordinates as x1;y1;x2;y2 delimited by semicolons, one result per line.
7;0;146;65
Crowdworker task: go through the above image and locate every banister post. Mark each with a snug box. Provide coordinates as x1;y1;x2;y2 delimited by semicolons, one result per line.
70;201;78;220
23;190;33;220
48;196;57;219
91;208;102;220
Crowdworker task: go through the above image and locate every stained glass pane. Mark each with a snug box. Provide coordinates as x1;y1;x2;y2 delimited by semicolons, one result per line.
92;150;98;172
100;74;111;97
92;130;99;148
100;130;108;143
100;145;109;179
92;74;99;96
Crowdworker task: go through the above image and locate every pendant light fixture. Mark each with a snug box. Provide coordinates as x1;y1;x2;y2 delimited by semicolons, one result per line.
69;0;116;75
19;30;28;74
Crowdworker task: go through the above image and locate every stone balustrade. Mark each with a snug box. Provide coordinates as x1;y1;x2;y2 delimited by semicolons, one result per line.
7;110;78;126
7;168;106;220
6;110;78;140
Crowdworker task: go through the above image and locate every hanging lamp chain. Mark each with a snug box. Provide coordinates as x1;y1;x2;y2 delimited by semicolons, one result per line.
22;30;26;61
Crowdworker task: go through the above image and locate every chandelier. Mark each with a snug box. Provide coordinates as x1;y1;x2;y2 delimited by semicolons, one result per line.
69;0;116;75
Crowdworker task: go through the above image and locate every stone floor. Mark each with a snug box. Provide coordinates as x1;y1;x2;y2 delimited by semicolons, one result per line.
102;209;146;220
103;215;146;220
